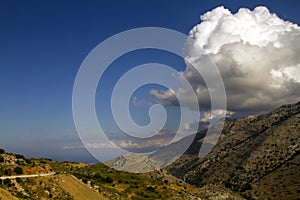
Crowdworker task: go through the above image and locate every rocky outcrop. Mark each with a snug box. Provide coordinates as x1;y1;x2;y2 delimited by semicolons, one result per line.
111;154;161;173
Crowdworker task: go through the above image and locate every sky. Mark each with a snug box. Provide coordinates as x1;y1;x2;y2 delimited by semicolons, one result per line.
1;0;300;163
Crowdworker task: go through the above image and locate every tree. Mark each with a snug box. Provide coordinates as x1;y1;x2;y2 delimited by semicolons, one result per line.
14;167;23;175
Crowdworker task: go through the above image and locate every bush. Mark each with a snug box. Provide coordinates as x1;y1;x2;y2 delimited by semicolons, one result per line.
16;160;22;165
93;173;103;179
146;186;155;192
105;176;113;184
82;178;88;184
15;154;25;159
243;182;252;191
4;169;11;176
14;167;23;175
25;159;32;164
0;149;5;154
0;155;4;162
3;178;11;186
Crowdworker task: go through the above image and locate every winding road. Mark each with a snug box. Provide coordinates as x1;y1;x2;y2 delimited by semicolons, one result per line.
0;172;56;180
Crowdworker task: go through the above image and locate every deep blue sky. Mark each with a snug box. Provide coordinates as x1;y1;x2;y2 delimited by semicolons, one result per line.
1;0;300;163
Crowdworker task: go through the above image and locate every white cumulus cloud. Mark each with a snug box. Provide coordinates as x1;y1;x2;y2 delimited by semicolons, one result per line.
151;6;300;114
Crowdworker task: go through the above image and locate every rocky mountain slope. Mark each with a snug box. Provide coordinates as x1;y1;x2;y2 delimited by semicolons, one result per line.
166;101;300;199
109;154;160;173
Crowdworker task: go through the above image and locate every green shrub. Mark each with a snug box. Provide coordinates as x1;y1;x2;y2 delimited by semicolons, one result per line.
14;167;23;175
16;178;22;183
25;159;32;164
146;186;155;192
15;154;25;159
105;176;113;183
4;169;11;176
82;178;88;184
3;178;12;186
16;160;21;165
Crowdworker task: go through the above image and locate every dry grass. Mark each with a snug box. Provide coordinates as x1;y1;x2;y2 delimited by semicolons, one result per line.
0;188;19;200
57;174;107;200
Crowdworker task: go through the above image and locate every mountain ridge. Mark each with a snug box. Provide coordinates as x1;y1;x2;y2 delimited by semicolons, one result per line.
166;101;300;199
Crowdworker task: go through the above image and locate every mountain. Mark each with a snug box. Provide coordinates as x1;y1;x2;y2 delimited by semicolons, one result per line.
108;154;160;173
165;101;300;199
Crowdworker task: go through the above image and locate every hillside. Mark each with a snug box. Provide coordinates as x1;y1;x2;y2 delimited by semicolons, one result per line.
0;188;19;200
0;149;238;199
0;150;85;199
57;174;107;200
166;101;300;199
1;101;299;199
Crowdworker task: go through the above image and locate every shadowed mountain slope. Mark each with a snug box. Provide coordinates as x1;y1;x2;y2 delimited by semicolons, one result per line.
166;101;300;199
